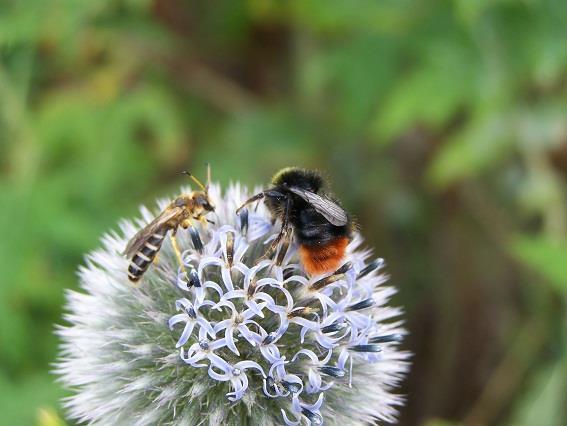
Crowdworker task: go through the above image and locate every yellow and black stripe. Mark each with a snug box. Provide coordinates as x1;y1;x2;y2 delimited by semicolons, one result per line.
127;226;168;281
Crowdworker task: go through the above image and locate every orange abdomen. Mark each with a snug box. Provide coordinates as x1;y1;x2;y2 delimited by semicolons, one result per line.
299;237;349;276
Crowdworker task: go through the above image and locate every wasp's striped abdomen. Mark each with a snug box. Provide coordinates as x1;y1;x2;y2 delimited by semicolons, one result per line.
127;226;169;282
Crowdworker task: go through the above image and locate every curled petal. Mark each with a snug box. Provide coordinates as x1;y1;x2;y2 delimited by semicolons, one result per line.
284;275;309;287
263;378;280;398
175;321;195;348
305;392;325;411
208;353;231;371
227;374;248;401
235;360;266;377
223;289;245;300
246;299;265;317
197;317;216;339
237;324;260;347
209;338;228;351
221;268;235;292
234;241;249;263
260;345;282;364
307;369;322;393
208;365;231;382
174;298;193;313
292;349;319;363
314;332;340;350
281;409;300;426
203;280;224;298
213;319;232;334
213;299;237;315
198;257;223;274
224;328;239;355
168;313;188;329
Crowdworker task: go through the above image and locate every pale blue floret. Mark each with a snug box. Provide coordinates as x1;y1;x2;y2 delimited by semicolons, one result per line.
179;337;228;367
206;357;266;401
168;298;216;348
212;300;260;355
282;393;325;425
263;358;304;398
291;349;335;394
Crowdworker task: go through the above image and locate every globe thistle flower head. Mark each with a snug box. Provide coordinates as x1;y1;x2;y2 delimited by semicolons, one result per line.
56;182;409;425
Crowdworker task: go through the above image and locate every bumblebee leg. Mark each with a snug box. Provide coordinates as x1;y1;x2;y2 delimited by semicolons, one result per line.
275;226;292;266
261;197;292;261
262;224;288;260
169;229;186;274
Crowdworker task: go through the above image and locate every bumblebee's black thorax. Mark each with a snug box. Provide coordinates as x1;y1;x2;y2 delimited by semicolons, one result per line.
265;185;350;247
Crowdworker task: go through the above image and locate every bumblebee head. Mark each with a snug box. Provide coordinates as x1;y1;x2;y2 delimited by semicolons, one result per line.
272;167;323;193
263;189;287;217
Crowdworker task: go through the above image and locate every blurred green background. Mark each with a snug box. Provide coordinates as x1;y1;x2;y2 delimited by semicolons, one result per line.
1;0;566;425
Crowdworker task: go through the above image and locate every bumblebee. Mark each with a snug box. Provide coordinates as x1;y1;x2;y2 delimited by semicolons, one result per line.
123;166;215;282
236;167;352;275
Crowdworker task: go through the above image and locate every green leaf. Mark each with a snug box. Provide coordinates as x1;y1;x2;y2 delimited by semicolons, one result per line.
288;0;421;34
510;236;567;291
427;111;513;187
299;35;400;130
210;107;317;184
373;38;478;141
507;361;566;426
0;373;66;426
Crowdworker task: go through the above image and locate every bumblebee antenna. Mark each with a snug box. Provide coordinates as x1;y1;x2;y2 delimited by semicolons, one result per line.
236;192;265;215
181;170;206;192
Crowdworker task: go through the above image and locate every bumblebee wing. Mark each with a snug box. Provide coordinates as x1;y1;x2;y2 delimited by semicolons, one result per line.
287;187;349;226
123;206;182;257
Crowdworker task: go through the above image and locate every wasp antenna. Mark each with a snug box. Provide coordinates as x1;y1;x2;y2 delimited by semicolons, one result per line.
181;170;206;191
205;162;211;191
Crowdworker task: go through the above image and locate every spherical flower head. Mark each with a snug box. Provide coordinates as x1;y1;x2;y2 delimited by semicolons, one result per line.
56;183;410;425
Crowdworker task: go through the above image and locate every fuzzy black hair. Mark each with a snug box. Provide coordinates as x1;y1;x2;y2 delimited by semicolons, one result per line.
271;167;324;193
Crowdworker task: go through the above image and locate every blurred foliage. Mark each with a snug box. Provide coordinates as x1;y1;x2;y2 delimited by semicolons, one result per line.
0;0;566;424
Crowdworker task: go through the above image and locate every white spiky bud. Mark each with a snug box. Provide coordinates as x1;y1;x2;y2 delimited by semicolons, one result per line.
56;183;410;425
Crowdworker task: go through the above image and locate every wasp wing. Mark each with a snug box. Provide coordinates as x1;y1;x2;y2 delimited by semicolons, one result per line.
287;187;348;226
123;206;182;257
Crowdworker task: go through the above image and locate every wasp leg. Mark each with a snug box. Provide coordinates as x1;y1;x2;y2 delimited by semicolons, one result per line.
170;228;186;274
193;215;215;226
